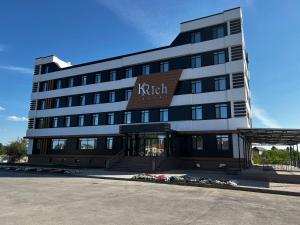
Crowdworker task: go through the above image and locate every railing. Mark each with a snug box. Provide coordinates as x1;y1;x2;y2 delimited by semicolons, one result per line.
152;150;167;171
105;148;125;169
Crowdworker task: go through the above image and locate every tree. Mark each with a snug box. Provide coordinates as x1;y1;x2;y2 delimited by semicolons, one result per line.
5;139;27;162
0;142;6;155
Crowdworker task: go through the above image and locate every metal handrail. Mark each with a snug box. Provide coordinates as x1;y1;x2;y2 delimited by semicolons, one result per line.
152;150;167;171
105;148;125;169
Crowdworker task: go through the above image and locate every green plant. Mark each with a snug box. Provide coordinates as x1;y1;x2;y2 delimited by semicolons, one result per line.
5;138;27;162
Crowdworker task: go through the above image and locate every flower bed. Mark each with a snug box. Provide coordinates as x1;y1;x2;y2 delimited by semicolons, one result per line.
132;173;237;187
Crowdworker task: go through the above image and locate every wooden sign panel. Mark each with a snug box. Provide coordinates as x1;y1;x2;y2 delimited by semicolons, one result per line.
126;69;182;110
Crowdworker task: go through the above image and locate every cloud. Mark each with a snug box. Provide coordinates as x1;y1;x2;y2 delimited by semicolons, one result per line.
97;0;176;46
252;105;281;128
0;65;33;74
0;106;5;112
6;116;28;122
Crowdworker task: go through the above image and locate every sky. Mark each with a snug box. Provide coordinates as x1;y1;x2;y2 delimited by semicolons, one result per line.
0;0;300;144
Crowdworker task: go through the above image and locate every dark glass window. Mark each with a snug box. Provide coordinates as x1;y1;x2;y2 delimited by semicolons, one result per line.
212;26;225;39
191;32;201;43
68;78;74;87
92;114;99;126
192;80;202;94
160;61;169;72
106;137;113;149
52;117;58;128
216;135;229;150
125;68;133;78
81;75;87;85
160;109;168;122
65;116;71;127
142;65;150;75
125;89;132;101
213;51;226;64
124;112;132;124
107;112;114;125
214;77;227;91
51;139;66;150
78;115;84;126
192;105;202;120
110;70;116;81
79;138;96;150
109;91;115;103
94;93;101;104
95;73;101;83
191;55;201;68
215;104;228;119
192;136;203;151
141;110;149;123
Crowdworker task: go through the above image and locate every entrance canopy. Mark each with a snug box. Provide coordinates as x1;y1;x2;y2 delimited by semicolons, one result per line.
237;128;300;145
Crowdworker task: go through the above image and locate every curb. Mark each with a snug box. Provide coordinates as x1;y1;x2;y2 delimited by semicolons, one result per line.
71;174;300;197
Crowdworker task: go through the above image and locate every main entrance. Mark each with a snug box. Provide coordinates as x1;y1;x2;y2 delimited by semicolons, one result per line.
126;133;167;157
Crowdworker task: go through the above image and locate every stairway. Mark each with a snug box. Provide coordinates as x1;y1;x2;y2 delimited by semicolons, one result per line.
109;156;155;172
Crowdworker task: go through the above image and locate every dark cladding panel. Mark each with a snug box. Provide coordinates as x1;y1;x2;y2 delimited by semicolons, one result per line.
120;123;171;134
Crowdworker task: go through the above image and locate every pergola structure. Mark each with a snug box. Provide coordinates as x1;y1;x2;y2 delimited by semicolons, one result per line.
237;128;300;170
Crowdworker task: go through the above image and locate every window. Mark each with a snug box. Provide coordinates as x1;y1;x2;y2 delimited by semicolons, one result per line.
81;75;87;85
141;110;149;123
107;112;114;125
78;115;84;126
51;139;66;150
214;51;226;64
52;117;59;128
65;116;71;127
109;91;115;103
56;80;62;89
68;78;74;88
54;98;60;108
191;55;202;68
38;118;44;128
42;82;48;92
125;68;133;78
212;26;225;39
160;109;168;122
192;105;202;120
94;93;101;104
216;135;229;150
214;77;227;91
45;66;49;74
106;137;113;150
191;31;201;43
79;138;96;150
67;96;72;107
192;136;203;151
80;95;85;106
95;73;101;83
124;112;132;124
215;103;228;119
192;80;202;94
125;89;132;101
110;70;116;81
160;61;169;72
142;65;150;75
40;100;46;110
92;114;99;126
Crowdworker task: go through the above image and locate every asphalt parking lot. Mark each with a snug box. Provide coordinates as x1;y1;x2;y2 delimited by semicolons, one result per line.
0;171;299;225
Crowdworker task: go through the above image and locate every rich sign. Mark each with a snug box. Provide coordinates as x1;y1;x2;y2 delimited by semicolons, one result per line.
126;69;182;110
138;82;168;96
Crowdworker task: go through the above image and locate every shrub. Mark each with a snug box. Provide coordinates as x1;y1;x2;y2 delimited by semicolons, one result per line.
5;139;27;162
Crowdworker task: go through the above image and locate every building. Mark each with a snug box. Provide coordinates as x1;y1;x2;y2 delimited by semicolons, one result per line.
26;7;252;171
